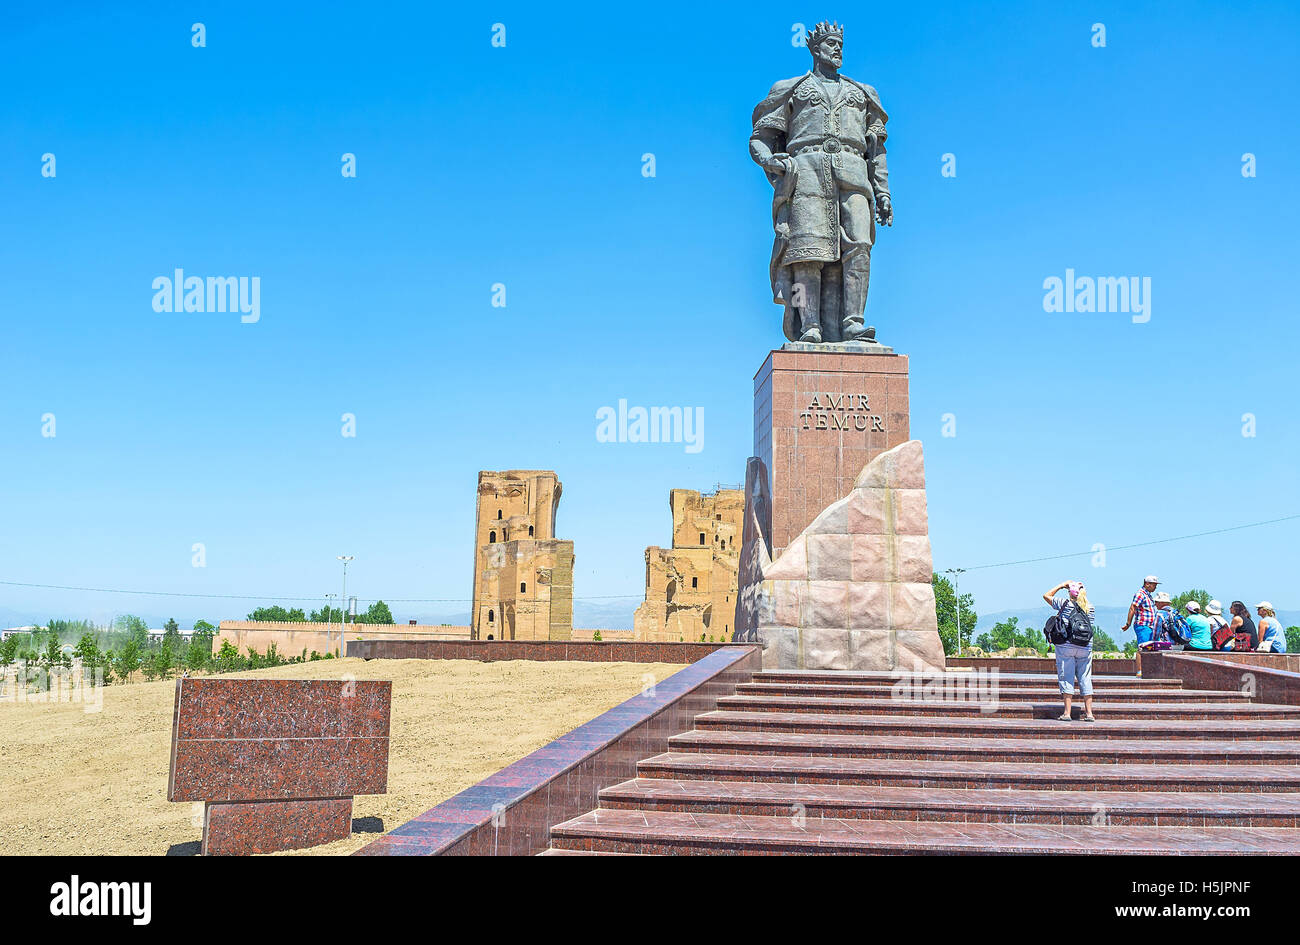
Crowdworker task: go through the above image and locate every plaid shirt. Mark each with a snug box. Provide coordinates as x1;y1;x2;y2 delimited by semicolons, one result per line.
1131;588;1157;627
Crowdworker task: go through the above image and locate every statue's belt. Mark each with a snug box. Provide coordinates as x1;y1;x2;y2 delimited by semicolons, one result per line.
792;137;866;157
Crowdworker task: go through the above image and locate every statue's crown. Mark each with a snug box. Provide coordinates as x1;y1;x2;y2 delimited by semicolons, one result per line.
809;20;844;46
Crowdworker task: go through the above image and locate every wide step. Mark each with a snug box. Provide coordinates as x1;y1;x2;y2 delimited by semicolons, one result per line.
737;683;1242;702
696;709;1300;740
720;694;1287;719
753;670;1178;687
599;778;1300;826
550;809;1300;855
669;728;1300;764
639;751;1300;792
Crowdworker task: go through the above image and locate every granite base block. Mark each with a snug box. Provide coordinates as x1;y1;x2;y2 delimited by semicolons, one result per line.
203;797;353;856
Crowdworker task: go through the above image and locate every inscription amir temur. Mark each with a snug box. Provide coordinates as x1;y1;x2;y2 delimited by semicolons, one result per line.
799;392;884;432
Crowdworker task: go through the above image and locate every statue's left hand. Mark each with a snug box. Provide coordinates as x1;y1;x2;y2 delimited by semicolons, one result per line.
875;195;893;226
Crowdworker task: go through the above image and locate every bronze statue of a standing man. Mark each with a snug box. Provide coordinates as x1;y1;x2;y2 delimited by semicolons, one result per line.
751;20;892;344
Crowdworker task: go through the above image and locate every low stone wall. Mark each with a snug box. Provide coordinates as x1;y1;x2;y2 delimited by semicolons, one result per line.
355;645;763;856
347;638;752;664
1139;650;1298;673
1138;651;1300;705
948;656;1138;675
568;628;637;642
215;621;470;658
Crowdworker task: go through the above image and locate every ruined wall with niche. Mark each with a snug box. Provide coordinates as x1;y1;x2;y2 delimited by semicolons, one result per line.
634;488;744;641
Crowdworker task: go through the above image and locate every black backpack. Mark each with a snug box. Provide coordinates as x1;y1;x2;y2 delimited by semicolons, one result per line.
1046;601;1093;647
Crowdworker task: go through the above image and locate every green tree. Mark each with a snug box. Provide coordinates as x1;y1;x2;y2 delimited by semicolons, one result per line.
183;635;211;673
1092;628;1120;653
932;573;977;656
114;615;150;649
310;605;346;623
113;638;143;682
153;640;179;679
41;635;71;670
983;616;1050;655
989;617;1019;652
213;639;244;674
72;633;105;679
358;603;392;623
0;635;20;668
1170;588;1212;614
162;618;182;650
247;605;306;622
1286;627;1299;654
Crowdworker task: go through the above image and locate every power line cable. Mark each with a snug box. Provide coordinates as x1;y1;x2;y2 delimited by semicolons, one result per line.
962;512;1300;572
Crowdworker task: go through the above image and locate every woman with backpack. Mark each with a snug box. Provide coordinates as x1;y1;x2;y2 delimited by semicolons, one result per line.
1043;579;1096;721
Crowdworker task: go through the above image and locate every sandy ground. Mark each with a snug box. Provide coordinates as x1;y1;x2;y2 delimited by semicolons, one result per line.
0;657;684;856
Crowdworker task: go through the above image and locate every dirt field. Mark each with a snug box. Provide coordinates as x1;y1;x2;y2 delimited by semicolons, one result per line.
0;657;684;856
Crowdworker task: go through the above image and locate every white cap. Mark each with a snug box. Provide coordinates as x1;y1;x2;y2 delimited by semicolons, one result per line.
1153;591;1172;603
1206;600;1223;616
1184;600;1201;613
1144;575;1160;585
1257;601;1274;611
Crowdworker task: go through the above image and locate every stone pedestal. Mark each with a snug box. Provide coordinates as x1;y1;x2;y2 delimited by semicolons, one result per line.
753;345;910;557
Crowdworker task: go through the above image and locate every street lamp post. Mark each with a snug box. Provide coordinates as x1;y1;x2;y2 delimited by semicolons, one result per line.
945;568;967;656
336;556;354;656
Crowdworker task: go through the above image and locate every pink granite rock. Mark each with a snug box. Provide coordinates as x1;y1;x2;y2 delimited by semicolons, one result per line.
891;581;940;632
848;630;893;670
807;534;853;582
847;487;888;534
772;581;803;627
893;535;934;584
765;535;807;581
847;580;890;629
738;440;945;671
892;489;930;536
850;534;890;583
802;581;850;629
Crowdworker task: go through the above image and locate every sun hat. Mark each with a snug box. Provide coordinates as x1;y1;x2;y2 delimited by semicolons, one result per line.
1144;575;1160;585
1184;600;1201;613
1206;600;1223;616
1153;591;1172;603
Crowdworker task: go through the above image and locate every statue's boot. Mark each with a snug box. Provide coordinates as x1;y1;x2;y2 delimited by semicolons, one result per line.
840;248;874;342
793;264;823;343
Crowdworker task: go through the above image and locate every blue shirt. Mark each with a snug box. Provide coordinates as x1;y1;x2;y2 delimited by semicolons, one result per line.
1185;613;1213;650
1259;617;1288;653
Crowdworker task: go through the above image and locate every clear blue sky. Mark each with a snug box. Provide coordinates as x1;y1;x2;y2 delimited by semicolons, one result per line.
2;1;1297;629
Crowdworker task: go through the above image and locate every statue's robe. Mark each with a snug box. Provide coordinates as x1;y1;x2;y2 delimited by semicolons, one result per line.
751;73;890;340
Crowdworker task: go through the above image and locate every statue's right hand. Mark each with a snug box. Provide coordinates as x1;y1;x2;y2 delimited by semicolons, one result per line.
764;153;792;175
